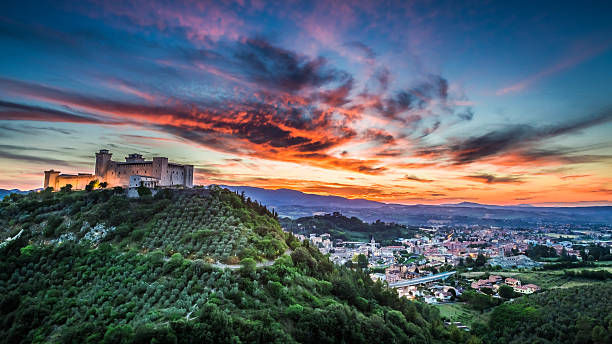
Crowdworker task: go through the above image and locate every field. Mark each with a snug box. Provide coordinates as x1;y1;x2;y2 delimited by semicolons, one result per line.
544;233;580;238
435;303;491;325
461;265;612;289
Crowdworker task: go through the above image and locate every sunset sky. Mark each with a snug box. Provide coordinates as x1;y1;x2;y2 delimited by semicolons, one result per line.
1;0;611;205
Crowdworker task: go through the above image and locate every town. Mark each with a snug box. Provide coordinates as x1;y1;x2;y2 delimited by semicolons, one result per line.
288;221;612;309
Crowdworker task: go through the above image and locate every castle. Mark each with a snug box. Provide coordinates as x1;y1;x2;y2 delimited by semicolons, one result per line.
44;149;194;190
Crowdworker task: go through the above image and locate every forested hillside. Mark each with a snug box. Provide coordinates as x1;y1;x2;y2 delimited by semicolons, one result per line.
0;187;477;344
279;212;417;242
472;283;612;344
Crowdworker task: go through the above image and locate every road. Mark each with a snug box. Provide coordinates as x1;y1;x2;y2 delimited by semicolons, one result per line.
211;249;293;270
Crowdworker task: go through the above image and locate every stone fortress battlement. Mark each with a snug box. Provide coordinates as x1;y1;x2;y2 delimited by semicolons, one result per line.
44;149;194;190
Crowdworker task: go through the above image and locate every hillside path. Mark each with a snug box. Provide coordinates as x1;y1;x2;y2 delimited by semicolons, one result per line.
211;249;293;270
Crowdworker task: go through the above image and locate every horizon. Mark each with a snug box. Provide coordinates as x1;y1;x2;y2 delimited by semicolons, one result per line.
1;1;612;205
4;184;612;208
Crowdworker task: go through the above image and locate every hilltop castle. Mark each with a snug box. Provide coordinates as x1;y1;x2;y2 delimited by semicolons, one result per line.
44;149;194;190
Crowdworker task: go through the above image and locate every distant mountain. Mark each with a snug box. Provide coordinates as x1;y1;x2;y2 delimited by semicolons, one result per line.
220;186;612;226
0;188;33;199
221;185;382;208
442;201;535;209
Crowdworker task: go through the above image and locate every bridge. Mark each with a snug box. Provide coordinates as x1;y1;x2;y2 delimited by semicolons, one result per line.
388;271;456;288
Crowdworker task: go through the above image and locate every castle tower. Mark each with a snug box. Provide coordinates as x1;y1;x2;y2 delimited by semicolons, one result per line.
183;165;194;188
95;149;112;180
44;170;60;190
152;157;168;183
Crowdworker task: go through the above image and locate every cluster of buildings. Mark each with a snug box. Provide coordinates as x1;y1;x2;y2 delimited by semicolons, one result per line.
44;149;194;195
487;255;541;269
290;224;611;303
470;275;541;295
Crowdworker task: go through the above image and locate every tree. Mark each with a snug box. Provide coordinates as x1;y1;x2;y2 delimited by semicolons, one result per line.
475;254;486;267
240;258;256;277
137;184;152;197
86;179;100;192
357;254;369;269
466;256;474;266
60;184;73;192
498;285;515;299
591;325;608;344
481;287;494;295
103;324;134;344
99;182;108;188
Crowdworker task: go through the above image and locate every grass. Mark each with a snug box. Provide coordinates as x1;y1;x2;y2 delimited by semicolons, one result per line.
594;261;612;266
462;265;612;289
435;303;491;326
460;271;486;278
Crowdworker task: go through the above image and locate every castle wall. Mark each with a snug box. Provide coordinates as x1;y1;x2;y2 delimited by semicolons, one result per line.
51;174;96;190
97;161;192;188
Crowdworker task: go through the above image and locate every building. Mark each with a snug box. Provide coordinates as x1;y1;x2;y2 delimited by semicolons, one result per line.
505;278;521;287
470;279;492;290
489;275;503;283
514;284;540;294
44;149;194;190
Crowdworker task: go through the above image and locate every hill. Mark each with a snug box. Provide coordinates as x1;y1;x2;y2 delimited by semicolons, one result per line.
0;187;477;344
473;283;612;343
221;186;612;226
279;212;418;242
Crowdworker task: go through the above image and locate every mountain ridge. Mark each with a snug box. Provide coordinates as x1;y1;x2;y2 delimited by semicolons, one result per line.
220;185;612;226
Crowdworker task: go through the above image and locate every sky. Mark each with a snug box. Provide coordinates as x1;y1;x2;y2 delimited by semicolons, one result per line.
1;0;611;205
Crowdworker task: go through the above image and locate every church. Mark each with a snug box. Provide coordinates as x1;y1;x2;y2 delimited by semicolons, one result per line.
44;149;194;190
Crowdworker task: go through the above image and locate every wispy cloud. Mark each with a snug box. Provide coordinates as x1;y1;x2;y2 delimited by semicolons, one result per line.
496;40;612;95
405;175;434;183
463;173;524;184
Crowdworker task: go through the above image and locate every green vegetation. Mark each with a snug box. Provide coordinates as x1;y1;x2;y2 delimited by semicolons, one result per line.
578;245;612;261
459;291;501;312
524;244;557;260
0;186;286;263
279;212;417;242
435;303;490;327
461;264;612;290
563;269;612;280
0;187;479;343
473;283;612;344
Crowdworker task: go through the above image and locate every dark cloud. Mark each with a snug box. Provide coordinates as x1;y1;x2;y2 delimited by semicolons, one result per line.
457;108;474;121
374;148;403;157
320;77;353;106
464;173;523;184
0;100;104;124
234;38;349;92
373;75;450;121
405;175;434;183
437;109;612;164
420;120;441;137
0;151;71;166
0;144;62;153
356;165;387;174
364;128;396;144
